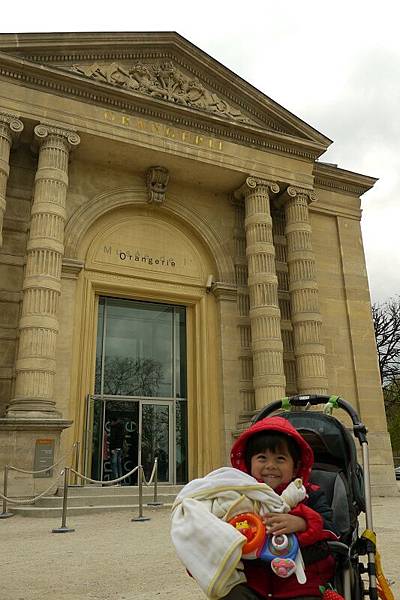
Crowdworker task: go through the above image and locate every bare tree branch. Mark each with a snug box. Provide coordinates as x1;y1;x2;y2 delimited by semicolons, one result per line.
372;295;400;394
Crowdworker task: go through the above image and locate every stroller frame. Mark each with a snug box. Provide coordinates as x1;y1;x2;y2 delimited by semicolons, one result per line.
252;393;379;600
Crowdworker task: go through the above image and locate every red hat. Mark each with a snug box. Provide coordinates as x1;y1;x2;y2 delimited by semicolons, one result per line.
230;416;314;484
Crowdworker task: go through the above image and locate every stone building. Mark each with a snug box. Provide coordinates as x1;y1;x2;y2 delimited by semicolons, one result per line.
0;32;396;496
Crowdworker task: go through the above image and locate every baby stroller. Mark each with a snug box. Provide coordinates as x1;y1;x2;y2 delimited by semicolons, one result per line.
252;393;393;600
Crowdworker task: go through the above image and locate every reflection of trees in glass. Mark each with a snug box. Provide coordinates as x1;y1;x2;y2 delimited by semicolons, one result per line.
90;399;104;480
175;400;188;483
97;356;163;396
94;357;101;393
142;405;169;479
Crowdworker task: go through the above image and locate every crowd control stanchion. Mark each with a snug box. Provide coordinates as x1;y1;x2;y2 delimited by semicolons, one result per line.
52;467;75;534
131;465;150;522
0;466;14;519
147;458;163;507
70;441;82;487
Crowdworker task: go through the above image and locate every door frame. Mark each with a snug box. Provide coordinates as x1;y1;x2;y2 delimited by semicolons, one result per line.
70;272;222;483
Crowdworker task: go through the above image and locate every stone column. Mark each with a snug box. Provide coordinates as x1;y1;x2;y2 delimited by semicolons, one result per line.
6;124;80;418
236;177;286;409
282;186;328;394
0;113;24;247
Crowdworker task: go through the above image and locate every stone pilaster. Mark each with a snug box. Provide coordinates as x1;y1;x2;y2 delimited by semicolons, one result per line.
6;124;80;418
0;113;24;247
235;177;286;409
282;186;328;394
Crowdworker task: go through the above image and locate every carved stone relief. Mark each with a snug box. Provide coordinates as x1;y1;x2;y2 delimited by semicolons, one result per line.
68;60;253;124
146;166;169;204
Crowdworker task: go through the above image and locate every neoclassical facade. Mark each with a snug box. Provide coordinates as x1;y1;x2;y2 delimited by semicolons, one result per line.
0;32;396;495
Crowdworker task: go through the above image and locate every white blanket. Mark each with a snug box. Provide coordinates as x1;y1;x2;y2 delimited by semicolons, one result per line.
171;467;306;599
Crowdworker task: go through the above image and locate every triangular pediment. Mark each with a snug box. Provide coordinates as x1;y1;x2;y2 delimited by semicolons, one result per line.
0;32;332;158
64;58;257;126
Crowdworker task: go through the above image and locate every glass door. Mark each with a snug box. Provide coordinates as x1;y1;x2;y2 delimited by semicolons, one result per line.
140;402;171;482
85;297;188;484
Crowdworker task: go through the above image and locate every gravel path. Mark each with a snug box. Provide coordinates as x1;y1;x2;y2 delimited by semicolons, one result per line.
1;494;399;600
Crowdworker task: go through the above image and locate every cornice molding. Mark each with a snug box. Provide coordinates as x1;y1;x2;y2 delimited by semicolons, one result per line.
0;47;329;161
0;417;72;431
0;32;331;144
313;162;378;197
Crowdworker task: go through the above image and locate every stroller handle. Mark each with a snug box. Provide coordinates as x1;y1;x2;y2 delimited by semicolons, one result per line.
252;394;368;443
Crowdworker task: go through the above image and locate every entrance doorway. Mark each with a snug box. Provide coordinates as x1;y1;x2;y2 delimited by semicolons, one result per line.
85;297;188;484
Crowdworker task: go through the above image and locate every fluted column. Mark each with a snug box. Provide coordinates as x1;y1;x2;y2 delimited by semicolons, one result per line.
7;124;80;418
232;198;255;413
282;186;328;394
235;177;286;409
0;113;24;247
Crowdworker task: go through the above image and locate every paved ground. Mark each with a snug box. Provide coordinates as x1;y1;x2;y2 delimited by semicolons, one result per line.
1;492;399;600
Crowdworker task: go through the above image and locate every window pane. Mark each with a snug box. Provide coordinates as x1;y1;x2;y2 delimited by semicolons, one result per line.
103;299;173;397
94;299;105;395
142;404;170;482
175;306;187;399
103;400;139;484
176;400;188;484
89;398;104;481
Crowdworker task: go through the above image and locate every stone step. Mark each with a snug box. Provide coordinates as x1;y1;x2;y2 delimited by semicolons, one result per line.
7;483;183;517
10;503;172;518
34;492;177;508
61;484;182;496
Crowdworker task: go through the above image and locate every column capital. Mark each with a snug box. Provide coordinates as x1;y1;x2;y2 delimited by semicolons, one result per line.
279;185;317;205
34;123;80;150
0;112;24;142
233;176;280;200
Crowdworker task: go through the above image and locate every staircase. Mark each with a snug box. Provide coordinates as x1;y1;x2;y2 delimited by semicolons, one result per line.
9;484;182;517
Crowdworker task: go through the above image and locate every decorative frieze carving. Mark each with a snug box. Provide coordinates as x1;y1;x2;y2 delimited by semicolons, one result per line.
69;60;252;124
146;166;169;204
0;57;325;160
0;112;24;247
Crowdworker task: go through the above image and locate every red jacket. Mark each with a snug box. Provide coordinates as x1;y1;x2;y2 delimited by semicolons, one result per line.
230;416;337;599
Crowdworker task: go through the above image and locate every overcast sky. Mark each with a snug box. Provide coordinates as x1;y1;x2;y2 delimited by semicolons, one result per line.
2;0;399;303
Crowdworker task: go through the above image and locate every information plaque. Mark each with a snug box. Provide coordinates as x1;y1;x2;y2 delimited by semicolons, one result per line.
33;438;55;478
